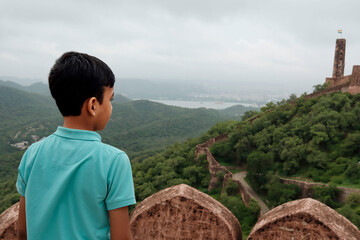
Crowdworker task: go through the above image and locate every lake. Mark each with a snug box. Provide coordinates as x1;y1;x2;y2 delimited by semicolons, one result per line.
149;99;255;110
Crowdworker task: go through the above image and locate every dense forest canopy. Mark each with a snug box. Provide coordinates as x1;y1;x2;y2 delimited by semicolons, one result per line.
210;92;360;228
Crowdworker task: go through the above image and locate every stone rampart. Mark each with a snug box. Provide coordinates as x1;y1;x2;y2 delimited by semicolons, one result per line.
348;65;360;94
195;134;253;206
314;64;360;97
305;81;350;99
280;178;360;202
326;75;351;88
235;178;252;206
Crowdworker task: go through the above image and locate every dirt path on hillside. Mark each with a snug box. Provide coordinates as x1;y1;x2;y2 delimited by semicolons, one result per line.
232;171;270;214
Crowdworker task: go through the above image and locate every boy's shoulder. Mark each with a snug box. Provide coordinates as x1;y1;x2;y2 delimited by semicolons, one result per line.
100;142;127;158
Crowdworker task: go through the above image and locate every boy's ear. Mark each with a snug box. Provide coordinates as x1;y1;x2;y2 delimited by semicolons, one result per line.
87;97;97;116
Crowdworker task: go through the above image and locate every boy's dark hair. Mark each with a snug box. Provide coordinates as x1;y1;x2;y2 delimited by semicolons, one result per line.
49;51;115;116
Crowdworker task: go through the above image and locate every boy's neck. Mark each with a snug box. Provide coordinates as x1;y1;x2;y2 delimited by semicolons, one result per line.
63;116;95;131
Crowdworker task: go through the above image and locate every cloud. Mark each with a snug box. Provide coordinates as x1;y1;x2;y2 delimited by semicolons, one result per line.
0;0;360;95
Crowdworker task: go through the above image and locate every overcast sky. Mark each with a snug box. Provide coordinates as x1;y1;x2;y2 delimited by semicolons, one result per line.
1;0;360;95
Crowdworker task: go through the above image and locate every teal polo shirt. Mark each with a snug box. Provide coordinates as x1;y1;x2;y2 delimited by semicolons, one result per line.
16;126;136;240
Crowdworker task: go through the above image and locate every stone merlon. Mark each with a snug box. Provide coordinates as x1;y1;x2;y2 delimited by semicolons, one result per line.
130;184;242;240
248;198;360;240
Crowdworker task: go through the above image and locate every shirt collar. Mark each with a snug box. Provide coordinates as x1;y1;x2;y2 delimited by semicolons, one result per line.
53;126;102;142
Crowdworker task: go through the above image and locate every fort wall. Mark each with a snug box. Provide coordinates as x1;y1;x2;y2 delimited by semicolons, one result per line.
326;75;351;88
280;178;360;203
195;134;253;207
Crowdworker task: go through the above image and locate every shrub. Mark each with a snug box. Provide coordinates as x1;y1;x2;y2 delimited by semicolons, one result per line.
313;184;341;208
346;193;360;207
225;179;239;196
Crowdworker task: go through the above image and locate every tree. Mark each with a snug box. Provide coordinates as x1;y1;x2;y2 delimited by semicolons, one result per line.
266;176;301;207
312;82;330;93
344;162;360;184
313;185;340;208
246;151;274;192
225;179;239;196
280;136;307;174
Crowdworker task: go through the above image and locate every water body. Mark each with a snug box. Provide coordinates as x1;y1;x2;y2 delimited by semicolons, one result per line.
149;99;255;110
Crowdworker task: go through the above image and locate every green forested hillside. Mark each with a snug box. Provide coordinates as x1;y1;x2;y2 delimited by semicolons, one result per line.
210;92;360;227
213;92;360;188
128;92;360;237
0;85;249;213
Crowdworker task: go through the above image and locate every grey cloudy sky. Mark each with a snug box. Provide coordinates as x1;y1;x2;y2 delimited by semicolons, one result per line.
1;0;360;94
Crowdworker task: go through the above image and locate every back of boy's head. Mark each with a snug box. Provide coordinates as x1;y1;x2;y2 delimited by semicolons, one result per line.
49;51;115;116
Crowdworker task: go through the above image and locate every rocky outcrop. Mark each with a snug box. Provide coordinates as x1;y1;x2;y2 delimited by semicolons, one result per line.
247;198;360;240
0;202;18;240
130;184;242;240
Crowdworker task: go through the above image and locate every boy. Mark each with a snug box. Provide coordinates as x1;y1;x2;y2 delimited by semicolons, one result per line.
16;52;136;240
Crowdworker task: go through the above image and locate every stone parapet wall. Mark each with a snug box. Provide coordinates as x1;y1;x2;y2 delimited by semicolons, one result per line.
305;81;350;99
326;75;351;88
235;178;252;206
280;178;360;202
348;65;360;94
195;134;253;206
195;134;228;150
2;188;359;239
349;65;360;86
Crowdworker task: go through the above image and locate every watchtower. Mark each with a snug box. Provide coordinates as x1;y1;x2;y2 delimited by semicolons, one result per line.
332;39;346;78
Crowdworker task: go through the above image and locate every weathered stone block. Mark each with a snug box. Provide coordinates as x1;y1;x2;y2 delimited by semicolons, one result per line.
247;198;360;240
0;202;19;240
130;184;242;240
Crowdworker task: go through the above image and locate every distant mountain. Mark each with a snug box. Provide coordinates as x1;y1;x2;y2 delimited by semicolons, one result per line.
113;94;131;103
0;76;44;86
0;79;51;96
26;82;51;96
0;77;206;100
0;79;131;100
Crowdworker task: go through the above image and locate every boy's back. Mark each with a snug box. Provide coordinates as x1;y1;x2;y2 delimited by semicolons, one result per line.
17;127;135;239
16;52;136;240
